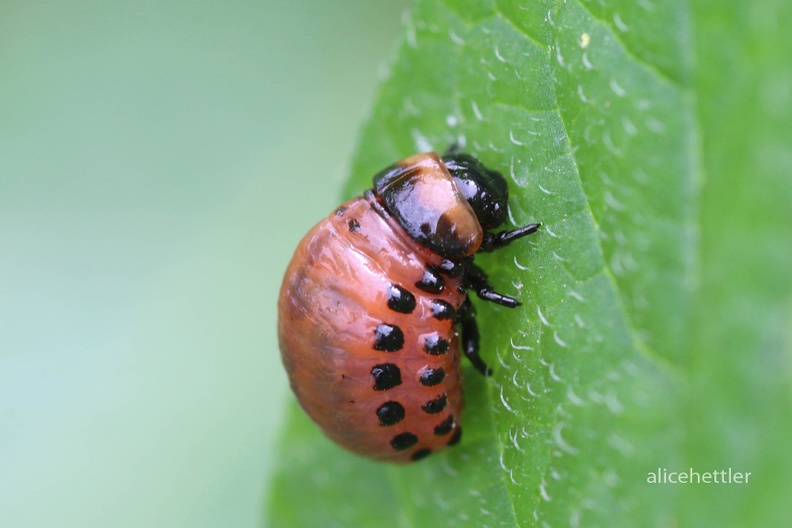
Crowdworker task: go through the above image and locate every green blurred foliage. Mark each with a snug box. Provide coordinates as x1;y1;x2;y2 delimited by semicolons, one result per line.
268;0;792;526
0;1;407;527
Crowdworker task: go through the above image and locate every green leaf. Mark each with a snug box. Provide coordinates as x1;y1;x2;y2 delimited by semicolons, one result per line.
267;0;792;526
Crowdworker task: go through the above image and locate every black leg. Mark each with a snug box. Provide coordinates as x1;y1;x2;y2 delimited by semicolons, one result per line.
478;222;541;253
464;263;521;308
456;297;492;376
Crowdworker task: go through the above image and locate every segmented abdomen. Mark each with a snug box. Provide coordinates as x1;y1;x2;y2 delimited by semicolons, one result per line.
278;194;466;463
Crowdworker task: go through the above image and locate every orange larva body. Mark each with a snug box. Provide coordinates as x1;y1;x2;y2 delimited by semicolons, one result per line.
278;152;540;463
279;193;465;462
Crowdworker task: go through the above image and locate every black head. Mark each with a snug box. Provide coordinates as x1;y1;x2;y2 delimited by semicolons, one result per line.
372;152;484;258
442;153;508;229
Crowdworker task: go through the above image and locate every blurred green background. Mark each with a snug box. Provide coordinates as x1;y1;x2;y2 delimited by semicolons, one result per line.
0;1;409;526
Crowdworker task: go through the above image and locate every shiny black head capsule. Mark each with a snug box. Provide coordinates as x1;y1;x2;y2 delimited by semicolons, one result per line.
441;153;509;230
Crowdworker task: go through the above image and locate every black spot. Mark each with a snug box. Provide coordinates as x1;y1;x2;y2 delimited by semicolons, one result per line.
421;394;447;414
371;363;402;391
411;448;432;461
437;258;461;277
390;432;418;451
348;218;360;233
434;415;455;436
373;324;404;352
415;268;444;294
376;401;405;426
423;334;449;355
447;427;462;446
439;256;471;278
434;213;460;250
430;300;456;320
386;284;416;314
334;206;347;216
420;368;445;386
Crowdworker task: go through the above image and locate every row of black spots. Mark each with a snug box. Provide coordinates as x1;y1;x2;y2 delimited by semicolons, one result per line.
373;307;453;358
416;265;463;319
377;394;454;426
386;283;455;321
370;363;448;392
373;308;451;355
388;415;459;460
376;400;456;429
